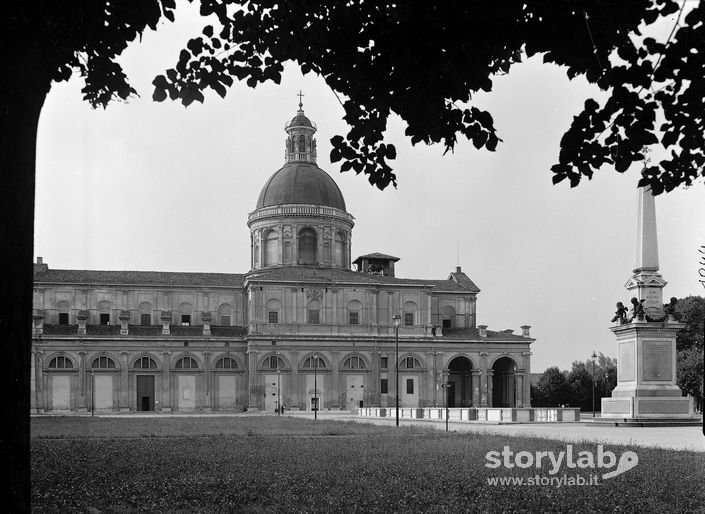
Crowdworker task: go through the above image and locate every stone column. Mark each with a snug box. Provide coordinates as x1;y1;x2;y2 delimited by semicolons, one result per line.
479;351;489;407
370;290;378;326
203;351;211;412
289;350;299;409
119;351;129;411
471;369;482;407
426;351;436;408
486;370;494;407
78;351;87;411
522;351;532;407
161;351;171;412
426;292;433;329
330;350;339;408
291;287;298;323
515;370;524;407
247;343;259;410
34;350;44;412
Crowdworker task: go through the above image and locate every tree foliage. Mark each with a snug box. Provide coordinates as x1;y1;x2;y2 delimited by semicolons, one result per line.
671;296;704;411
151;0;703;193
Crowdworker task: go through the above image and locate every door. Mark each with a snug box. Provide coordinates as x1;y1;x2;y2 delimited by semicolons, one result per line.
178;375;197;411
51;375;71;410
217;375;237;410
94;375;113;410
136;375;155;411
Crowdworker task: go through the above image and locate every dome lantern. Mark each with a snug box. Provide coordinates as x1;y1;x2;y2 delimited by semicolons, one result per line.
284;92;317;164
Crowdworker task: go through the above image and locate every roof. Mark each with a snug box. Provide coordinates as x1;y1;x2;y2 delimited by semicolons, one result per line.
442;327;533;342
246;266;477;292
255;163;346;211
353;253;400;263
34;268;245;288
288;112;313;128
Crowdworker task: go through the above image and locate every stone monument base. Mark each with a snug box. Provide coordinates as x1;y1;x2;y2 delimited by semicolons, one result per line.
602;395;692;419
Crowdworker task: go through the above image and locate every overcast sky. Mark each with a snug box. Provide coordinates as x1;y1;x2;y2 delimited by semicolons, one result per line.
35;3;704;372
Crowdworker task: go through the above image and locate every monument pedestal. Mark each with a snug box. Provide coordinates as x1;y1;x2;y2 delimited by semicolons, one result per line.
602;319;692;419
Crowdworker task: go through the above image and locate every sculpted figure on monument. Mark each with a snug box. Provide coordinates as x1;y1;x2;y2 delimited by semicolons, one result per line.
664;297;678;320
610;302;629;324
630;297;645;321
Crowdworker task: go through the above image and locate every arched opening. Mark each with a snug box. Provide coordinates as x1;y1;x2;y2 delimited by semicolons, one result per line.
298;228;317;264
56;300;70;325
334;232;346;267
266;298;281;324
179;303;193;326
402;301;417;326
263;229;279;266
447;356;473;408
441;306;456;329
217;303;233;326
138;302;153;326
97;300;112;325
492;357;517;407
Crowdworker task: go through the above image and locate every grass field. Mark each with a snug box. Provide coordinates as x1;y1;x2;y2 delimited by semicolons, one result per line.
32;416;705;513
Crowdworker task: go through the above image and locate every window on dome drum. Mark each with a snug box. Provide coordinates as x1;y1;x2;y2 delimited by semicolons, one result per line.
298;228;317;264
400;356;422;369
175;357;198;369
134;356;157;369
220;315;231;326
58;313;69;325
406;379;414;395
380;357;388;369
48;356;73;369
334;233;345;267
140;313;151;326
404;313;414;326
268;311;279;324
308;310;320;325
343;356;366;369
216;357;238;369
265;356;285;369
380;379;388;394
91;356;116;369
100;313;110;325
349;312;359;325
264;230;279;266
181;315;191;326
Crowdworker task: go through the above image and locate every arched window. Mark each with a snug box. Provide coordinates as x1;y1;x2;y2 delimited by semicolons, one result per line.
215;356;238;369
263;355;286;369
138;302;153;326
266;298;281;324
399;356;423;369
342;356;366;369
302;355;326;368
334;232;346;267
442;306;456;329
403;301;417;326
307;299;321;325
263;229;279;266
134;356;158;369
179;303;193;326
347;300;362;325
298;134;306;153
298;228;317;265
91;356;117;369
175;357;198;369
56;301;70;325
97;300;112;325
217;303;233;326
48;356;74;369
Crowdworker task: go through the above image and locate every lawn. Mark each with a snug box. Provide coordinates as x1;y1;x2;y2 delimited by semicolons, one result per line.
32;416;705;513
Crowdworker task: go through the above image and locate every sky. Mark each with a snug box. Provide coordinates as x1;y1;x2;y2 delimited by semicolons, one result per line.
34;3;705;372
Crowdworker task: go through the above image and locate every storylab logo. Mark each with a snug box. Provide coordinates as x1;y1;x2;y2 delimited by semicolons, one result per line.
485;445;639;487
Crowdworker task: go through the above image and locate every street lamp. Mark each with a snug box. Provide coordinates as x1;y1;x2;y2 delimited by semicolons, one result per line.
392;313;401;427
442;382;454;432
276;352;281;416
90;369;95;417
313;351;318;420
591;351;597;418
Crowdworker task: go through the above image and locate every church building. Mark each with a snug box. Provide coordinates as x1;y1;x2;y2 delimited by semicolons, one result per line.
31;102;534;414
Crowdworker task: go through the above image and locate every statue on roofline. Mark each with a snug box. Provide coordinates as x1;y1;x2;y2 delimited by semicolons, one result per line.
630;297;645;322
610;301;629;324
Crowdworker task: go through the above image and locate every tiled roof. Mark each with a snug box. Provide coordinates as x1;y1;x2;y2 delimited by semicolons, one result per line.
447;271;481;293
246;266;474;292
353;252;400;262
34;268;245;288
442;328;532;342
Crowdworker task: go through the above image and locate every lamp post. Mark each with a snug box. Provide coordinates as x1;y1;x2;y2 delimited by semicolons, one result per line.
313;352;318;420
393;313;401;427
442;382;453;432
591;351;597;418
276;352;281;416
90;369;95;417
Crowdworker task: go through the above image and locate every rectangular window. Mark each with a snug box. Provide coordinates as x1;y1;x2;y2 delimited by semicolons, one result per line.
442;319;452;329
100;313;110;325
406;379;414;395
220;315;231;326
349;311;359;325
406;357;415;369
268;311;279;324
404;312;414;326
181;314;191;326
380;357;388;369
380;379;388;394
140;313;151;326
308;310;320;325
58;313;69;325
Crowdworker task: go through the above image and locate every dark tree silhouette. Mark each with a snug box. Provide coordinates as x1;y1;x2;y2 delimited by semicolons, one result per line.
2;1;704;508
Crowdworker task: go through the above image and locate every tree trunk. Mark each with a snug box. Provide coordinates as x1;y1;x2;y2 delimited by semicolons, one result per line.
0;59;50;510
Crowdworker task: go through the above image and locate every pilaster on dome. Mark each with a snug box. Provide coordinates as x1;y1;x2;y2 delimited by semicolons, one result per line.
284;94;317;164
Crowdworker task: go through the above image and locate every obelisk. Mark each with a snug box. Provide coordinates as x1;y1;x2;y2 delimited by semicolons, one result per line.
601;187;692;419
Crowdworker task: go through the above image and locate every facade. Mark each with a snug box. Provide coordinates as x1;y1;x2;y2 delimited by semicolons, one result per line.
31;103;534;414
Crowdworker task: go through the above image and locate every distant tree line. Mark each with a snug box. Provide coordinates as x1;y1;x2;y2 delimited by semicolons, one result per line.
531;296;704;413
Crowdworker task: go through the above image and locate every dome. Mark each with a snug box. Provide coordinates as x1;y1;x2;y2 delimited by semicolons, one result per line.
256;163;346;211
289;112;313;128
